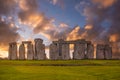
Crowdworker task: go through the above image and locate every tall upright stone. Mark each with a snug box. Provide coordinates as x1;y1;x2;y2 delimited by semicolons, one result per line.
51;39;71;60
57;39;64;59
27;42;34;60
8;43;12;60
61;44;70;60
110;42;119;59
8;42;17;60
35;38;46;60
49;43;59;60
19;43;25;60
104;45;112;59
96;44;105;59
73;41;86;59
86;43;94;59
96;44;112;59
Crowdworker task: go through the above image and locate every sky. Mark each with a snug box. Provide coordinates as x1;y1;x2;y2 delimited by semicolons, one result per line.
0;0;120;58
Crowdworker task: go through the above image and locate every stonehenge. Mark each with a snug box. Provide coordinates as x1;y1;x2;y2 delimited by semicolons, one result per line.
51;39;95;60
8;38;113;60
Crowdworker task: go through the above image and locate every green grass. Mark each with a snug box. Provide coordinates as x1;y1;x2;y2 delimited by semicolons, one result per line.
0;60;120;80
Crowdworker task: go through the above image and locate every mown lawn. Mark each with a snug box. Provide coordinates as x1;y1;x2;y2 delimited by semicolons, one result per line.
0;60;120;80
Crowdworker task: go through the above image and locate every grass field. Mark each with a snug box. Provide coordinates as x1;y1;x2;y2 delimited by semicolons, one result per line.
0;60;120;80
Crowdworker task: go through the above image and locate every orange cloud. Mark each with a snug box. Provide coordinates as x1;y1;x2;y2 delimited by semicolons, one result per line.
67;26;81;41
19;0;28;11
109;34;119;42
84;25;93;30
59;23;69;28
92;0;117;8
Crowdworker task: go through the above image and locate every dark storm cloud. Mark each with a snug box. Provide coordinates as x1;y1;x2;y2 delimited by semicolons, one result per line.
75;0;120;58
108;0;120;41
0;21;20;50
0;0;16;15
0;0;19;50
18;0;38;22
75;0;120;43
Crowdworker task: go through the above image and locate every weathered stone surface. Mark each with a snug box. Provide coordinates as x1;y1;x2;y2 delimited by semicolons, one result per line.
38;43;45;60
35;38;46;60
49;43;59;60
22;41;32;44
8;39;113;60
51;39;70;60
96;44;105;59
52;39;91;60
19;43;25;60
73;43;86;59
8;43;12;60
110;42;120;59
61;44;70;60
104;45;112;59
8;42;17;60
86;44;94;59
96;44;112;59
27;42;34;60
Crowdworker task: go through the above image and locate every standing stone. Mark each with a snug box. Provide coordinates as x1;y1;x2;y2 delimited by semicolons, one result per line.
73;43;85;59
110;42;119;59
13;43;17;60
49;43;59;60
8;43;12;60
86;44;94;59
58;43;62;59
104;45;112;59
19;43;25;60
9;42;17;60
96;44;112;59
51;39;71;60
61;44;70;60
35;38;46;60
27;42;34;60
57;39;64;59
96;44;105;59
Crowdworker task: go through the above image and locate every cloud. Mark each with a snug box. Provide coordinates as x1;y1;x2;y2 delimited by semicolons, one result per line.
0;21;20;50
0;0;119;58
75;0;120;42
33;16;71;40
0;0;17;15
18;0;38;22
67;26;81;41
19;0;38;11
59;23;69;28
17;0;71;41
84;25;93;30
51;0;58;5
48;0;65;9
75;0;120;57
92;0;117;8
